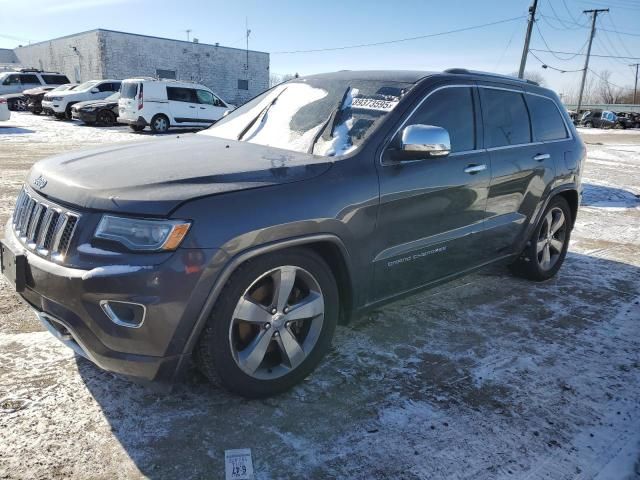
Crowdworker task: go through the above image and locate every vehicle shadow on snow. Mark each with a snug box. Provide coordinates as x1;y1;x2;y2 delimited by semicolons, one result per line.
75;251;640;479
581;183;640;208
0;126;35;135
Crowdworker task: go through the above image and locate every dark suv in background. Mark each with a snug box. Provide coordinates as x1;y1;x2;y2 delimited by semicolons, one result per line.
1;69;584;398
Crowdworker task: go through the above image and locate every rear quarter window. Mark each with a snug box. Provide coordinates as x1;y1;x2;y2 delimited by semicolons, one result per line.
480;88;531;148
526;95;568;142
41;75;70;85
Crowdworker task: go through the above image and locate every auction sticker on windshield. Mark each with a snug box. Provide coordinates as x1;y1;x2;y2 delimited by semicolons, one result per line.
351;97;399;112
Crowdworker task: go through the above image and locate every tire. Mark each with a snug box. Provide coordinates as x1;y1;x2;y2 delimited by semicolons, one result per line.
150;114;169;134
509;196;572;281
129;125;145;132
195;248;339;398
584;121;593;128
8;98;27;112
54;113;66;120
65;103;75;120
97;109;116;126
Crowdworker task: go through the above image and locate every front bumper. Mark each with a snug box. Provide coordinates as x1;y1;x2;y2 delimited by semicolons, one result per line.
2;223;221;383
41;100;65;113
72;109;98;123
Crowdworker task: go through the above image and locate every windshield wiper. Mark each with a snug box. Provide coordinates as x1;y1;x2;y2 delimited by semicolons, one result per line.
308;87;352;155
237;87;288;141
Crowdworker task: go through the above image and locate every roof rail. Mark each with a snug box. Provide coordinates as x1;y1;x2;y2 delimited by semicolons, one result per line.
443;68;539;86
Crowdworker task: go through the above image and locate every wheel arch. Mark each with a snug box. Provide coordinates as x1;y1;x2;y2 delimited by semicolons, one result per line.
556;189;579;228
182;234;355;356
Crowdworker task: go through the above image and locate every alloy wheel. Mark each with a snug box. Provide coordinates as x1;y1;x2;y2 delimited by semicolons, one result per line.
228;265;325;380
536;207;567;271
153;117;168;132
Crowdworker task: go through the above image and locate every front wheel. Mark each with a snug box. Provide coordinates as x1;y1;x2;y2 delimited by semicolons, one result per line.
196;248;338;398
129;125;145;132
8;98;27;111
509;196;572;281
97;109;116;126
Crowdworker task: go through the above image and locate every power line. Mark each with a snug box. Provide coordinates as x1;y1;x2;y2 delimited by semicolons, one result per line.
545;0;586;29
534;21;588;60
271;15;526;54
605;14;637;57
530;48;640;60
539;13;640;36
588;68;629;89
529;50;585;72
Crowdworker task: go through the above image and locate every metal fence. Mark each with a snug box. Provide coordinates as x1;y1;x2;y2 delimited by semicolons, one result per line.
564;103;640;113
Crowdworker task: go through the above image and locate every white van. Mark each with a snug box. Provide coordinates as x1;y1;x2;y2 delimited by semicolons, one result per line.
118;78;232;133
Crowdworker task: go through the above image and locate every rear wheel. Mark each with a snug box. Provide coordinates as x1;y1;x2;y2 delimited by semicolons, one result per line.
196;248;338;398
584;121;593;128
97;109;116;126
54;113;66;120
150;114;169;134
509;196;572;281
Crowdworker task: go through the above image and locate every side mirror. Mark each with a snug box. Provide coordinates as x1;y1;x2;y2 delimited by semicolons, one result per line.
91;87;99;93
400;124;451;157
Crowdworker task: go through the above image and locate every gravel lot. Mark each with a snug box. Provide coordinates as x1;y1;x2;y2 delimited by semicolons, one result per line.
1;113;639;480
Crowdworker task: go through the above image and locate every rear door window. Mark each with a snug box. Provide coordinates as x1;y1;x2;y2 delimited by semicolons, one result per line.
480;88;531;148
121;82;139;99
405;86;476;153
19;74;40;85
526;95;568;142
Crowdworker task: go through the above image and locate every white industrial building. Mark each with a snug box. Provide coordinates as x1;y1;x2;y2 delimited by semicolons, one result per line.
0;29;269;105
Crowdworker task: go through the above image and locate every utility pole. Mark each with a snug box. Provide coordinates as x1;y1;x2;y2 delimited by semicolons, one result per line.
185;29;192;42
518;0;539;79
630;63;640;104
245;18;251;71
576;9;608;114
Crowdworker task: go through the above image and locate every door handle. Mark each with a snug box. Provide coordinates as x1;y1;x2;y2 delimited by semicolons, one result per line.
533;153;550;162
200;107;205;109
464;164;487;174
189;105;196;109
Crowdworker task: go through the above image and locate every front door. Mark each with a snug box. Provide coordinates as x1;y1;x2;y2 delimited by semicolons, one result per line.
196;90;228;123
372;85;490;301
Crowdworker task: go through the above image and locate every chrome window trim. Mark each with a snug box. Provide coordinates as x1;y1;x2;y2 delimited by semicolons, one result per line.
379;82;574;166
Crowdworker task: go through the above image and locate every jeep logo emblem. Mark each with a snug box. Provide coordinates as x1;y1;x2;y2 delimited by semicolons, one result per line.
33;175;47;189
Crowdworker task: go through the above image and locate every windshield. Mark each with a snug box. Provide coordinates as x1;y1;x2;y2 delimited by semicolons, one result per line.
201;77;413;156
75;80;100;91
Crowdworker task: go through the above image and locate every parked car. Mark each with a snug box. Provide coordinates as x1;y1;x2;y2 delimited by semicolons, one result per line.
0;69;585;398
0;69;70;111
42;79;121;119
118;78;232;133
0;97;9;121
26;83;77;115
71;92;120;126
615;111;640;129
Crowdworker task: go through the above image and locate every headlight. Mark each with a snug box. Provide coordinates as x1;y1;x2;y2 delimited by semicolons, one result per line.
51;96;63;101
95;216;191;251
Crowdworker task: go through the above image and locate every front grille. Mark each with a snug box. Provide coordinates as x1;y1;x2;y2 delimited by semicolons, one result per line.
11;188;80;261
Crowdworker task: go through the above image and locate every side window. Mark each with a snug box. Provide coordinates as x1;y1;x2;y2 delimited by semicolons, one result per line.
196;90;214;105
111;82;121;92
19;74;40;84
406;87;475;153
480;88;531;148
42;75;70;85
2;75;20;85
526;95;568;142
97;82;112;92
167;87;196;103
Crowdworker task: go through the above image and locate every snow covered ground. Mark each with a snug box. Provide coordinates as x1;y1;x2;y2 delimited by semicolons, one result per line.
0;113;639;479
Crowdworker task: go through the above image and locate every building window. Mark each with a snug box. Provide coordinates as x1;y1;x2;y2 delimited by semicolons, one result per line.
156;69;176;80
238;79;249;90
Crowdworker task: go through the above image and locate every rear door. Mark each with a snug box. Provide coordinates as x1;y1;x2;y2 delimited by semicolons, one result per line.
19;74;42;90
372;84;491;300
167;87;199;125
478;85;556;259
195;89;227;123
118;81;139;119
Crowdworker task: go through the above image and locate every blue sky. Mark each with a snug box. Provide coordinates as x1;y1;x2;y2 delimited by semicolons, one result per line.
1;0;639;97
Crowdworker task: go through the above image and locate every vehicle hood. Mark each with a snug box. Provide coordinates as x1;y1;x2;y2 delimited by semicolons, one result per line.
27;134;333;216
23;87;54;96
73;99;115;109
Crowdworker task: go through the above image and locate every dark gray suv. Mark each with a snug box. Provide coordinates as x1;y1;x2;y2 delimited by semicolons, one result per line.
1;70;584;397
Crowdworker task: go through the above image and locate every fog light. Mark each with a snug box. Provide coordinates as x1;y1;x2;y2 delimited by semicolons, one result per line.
100;300;146;328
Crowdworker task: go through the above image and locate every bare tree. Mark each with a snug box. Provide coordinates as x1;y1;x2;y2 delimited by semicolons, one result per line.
596;70;624;104
269;73;297;87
